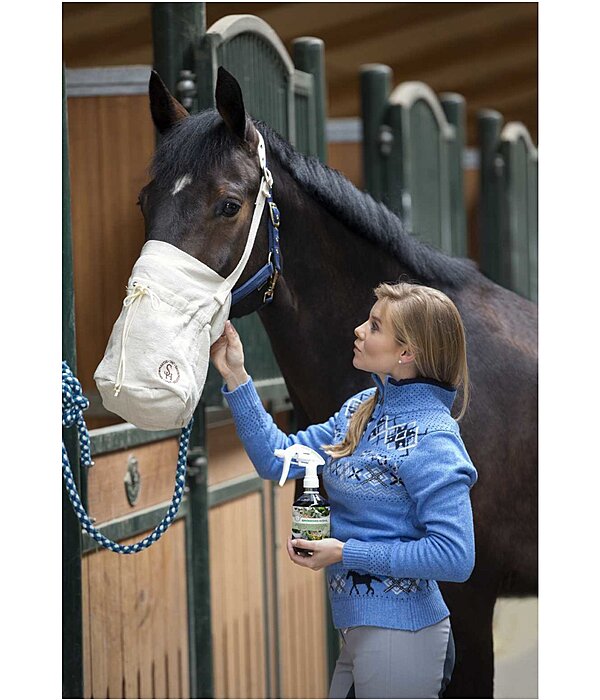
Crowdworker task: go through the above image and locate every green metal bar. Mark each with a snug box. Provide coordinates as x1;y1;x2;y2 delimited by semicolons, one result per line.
152;2;206;97
292;37;328;163
194;30;217;112
62;64;84;700
90;423;180;456
186;401;214;698
291;69;316;156
208;472;264;508
478;109;504;285
440;93;468;258
360;64;392;199
384;102;406;221
82;500;190;555
502;136;529;298
437;116;453;256
528;158;538;302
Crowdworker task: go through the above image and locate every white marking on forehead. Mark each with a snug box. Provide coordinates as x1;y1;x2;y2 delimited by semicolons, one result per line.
171;174;193;196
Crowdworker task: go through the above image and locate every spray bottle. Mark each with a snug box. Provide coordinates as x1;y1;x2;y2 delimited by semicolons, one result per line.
275;445;330;557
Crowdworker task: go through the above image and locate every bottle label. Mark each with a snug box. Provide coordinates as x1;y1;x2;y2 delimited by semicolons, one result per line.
292;505;330;541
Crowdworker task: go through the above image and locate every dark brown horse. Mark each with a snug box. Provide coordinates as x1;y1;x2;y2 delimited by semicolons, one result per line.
142;68;537;698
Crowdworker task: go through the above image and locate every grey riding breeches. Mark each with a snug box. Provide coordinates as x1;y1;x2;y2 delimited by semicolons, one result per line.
328;617;455;699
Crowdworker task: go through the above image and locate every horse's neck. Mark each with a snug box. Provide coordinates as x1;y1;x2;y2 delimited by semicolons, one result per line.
257;165;404;421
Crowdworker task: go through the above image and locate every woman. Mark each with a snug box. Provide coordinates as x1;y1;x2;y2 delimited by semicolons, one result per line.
210;281;478;699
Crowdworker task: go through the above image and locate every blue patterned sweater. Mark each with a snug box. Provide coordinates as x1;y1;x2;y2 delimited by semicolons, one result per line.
221;372;478;631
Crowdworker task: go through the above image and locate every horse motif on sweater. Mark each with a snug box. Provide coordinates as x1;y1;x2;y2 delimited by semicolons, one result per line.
346;570;383;595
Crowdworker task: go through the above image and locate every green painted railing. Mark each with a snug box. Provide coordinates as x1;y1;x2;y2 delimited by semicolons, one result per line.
361;62;537;298
293;36;328;161
361;64;467;257
478;110;538;301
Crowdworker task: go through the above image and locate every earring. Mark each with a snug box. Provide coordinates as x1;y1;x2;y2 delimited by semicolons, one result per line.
398;360;402;364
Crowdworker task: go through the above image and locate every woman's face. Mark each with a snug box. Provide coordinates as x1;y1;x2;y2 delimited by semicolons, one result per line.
353;300;407;380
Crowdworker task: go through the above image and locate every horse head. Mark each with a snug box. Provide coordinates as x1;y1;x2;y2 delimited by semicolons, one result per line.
94;68;278;429
143;67;276;317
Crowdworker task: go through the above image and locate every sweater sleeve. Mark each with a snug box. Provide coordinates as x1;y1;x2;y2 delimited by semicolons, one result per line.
342;430;478;582
221;375;338;482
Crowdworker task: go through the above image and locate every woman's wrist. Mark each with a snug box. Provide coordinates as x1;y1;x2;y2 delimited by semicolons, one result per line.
224;368;249;391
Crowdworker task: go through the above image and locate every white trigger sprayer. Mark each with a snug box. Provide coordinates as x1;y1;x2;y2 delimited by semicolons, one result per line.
275;445;325;488
274;445;330;557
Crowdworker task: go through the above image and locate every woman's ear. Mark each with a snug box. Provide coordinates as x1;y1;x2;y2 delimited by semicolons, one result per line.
399;348;417;365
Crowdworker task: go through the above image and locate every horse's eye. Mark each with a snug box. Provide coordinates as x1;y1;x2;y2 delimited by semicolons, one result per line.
221;200;241;218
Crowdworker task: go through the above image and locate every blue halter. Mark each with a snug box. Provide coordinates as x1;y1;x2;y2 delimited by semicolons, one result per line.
231;155;282;308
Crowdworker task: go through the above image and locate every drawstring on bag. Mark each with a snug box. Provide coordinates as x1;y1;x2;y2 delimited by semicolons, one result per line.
114;281;161;397
62;361;192;554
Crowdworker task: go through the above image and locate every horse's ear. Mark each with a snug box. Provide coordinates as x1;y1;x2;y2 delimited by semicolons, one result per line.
215;66;249;143
149;70;189;134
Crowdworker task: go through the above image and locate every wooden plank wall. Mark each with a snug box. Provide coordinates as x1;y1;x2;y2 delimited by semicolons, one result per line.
209;494;268;698
67;94;153;429
82;521;189;699
82;436;188;699
207;414;330;699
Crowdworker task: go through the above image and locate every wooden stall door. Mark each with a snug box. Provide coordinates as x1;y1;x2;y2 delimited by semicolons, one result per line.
207;415;331;700
80;437;192;699
82;522;190;699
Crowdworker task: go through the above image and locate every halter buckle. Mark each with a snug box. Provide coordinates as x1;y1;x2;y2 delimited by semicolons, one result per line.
269;201;280;228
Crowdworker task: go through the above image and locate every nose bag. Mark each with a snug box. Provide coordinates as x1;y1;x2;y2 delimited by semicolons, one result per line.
94;240;232;430
95;130;273;430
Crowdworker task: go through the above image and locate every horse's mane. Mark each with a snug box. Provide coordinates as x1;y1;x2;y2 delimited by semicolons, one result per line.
258;120;478;288
151;110;478;288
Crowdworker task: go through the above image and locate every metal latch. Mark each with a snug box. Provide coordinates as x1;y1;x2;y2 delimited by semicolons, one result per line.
124;454;141;506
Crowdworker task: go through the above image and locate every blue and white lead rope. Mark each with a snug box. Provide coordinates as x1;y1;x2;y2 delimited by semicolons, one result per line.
62;361;192;554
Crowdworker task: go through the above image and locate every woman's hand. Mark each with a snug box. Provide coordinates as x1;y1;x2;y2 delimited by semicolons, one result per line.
210;320;247;384
286;537;345;571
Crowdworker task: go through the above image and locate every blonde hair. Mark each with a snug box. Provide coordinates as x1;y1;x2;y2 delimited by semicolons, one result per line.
322;282;470;459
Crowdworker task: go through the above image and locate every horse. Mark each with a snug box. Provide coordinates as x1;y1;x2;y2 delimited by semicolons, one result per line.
139;67;538;698
346;571;384;596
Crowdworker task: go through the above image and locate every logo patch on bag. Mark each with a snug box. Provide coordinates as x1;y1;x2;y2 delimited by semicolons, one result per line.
158;360;180;384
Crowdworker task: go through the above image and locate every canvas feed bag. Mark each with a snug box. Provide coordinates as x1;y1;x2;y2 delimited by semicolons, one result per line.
94;132;272;430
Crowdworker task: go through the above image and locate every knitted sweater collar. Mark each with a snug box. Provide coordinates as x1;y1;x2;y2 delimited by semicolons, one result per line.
370;372;457;413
